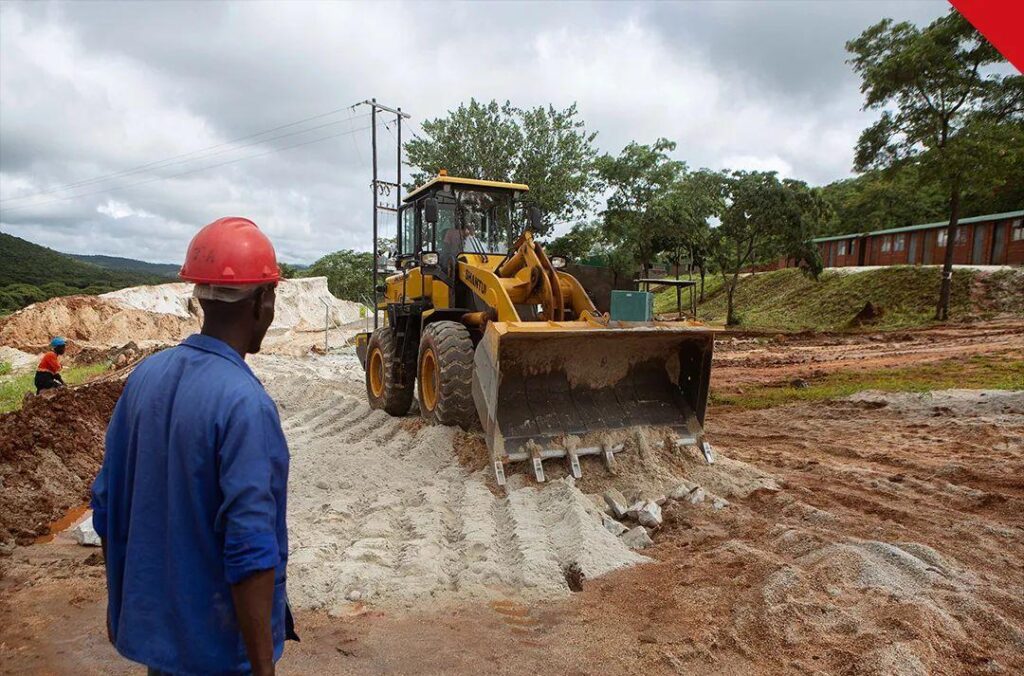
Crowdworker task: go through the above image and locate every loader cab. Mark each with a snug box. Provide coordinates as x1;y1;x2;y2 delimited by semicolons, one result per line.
398;174;532;262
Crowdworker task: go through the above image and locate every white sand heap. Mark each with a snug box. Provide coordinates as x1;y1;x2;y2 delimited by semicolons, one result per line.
101;283;194;319
269;277;364;332
0;277;366;351
0;346;38;371
102;277;363;333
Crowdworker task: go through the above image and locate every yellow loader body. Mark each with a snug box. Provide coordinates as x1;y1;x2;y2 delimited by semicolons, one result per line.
362;173;715;485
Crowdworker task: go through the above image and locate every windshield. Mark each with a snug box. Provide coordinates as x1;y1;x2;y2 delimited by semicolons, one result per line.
404;186;527;259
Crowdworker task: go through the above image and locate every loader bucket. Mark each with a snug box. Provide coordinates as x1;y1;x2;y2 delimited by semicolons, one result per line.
472;321;714;484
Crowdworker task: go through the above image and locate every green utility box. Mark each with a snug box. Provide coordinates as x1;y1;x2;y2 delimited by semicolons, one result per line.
610;290;653;321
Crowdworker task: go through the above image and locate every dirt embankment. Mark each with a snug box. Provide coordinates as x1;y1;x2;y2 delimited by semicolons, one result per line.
0;295;196;352
0;277;367;356
0;380;124;548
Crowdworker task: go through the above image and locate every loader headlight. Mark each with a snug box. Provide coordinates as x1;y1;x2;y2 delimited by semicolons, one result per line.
421;251;439;266
550;255;567;269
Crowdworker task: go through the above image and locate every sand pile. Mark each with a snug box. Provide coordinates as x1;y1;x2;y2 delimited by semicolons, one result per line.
0;379;124;548
0;277;366;353
0;295;197;351
269;277;363;332
0;346;36;371
101;283;194;318
251;354;650;613
102;277;364;333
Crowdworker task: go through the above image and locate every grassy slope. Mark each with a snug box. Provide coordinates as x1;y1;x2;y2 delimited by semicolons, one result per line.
0;362;109;414
655;266;1001;332
0;233;161;288
0;233;165;314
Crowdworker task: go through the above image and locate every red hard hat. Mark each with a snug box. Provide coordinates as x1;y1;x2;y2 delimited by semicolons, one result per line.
179;217;281;285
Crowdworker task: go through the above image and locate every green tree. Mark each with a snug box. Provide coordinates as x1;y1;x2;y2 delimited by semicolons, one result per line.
711;172;830;326
544;221;603;261
404;99;598;235
654;169;726;300
847;9;1024;319
595;139;685;276
278;263;300;279
303;250;375;303
819;165;948;235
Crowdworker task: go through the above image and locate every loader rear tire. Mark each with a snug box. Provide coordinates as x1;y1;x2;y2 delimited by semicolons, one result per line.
418;321;476;429
366;326;414;416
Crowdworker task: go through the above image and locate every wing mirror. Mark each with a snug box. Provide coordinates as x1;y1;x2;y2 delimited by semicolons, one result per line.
424;198;439;224
528;206;542;232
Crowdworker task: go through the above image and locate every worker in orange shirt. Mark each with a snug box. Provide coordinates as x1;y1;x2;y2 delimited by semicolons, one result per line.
36;337;67;394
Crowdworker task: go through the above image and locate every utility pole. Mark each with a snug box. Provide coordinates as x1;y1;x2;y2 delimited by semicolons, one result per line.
356;99;410;330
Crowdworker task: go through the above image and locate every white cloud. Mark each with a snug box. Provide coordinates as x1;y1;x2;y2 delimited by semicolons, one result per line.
0;0;950;264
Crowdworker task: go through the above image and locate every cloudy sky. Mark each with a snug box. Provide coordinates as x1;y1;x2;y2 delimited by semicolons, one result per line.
0;0;950;264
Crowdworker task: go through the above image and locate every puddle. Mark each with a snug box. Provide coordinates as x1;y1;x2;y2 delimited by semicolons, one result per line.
33;504;89;544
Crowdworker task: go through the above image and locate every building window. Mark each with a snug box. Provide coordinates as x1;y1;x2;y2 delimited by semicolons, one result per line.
1012;218;1023;242
894;234;906;252
937;229;948;247
955;226;968;245
881;236;891;253
838;241;847;256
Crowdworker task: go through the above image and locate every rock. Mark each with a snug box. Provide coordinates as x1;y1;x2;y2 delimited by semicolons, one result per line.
72;514;101;547
687;487;706;505
654;494;669;506
315;480;330;491
588;493;611;516
603;488;629;519
601;514;628;536
669;481;699;500
346;590;362;602
712;497;729;510
620;526;654;550
790;378;810;389
627;500;663;528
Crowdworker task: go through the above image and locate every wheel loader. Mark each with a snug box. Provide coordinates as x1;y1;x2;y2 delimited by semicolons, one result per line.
355;173;715;485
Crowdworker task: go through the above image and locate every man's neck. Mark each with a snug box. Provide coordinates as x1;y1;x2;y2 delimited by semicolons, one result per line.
200;326;249;359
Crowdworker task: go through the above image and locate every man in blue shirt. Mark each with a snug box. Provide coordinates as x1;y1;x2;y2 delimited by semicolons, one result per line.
92;217;293;675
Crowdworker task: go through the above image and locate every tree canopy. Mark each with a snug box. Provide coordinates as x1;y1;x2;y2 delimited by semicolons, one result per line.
847;9;1024;318
302;249;375;303
595;139;686;275
711;172;830;325
404;99;598;235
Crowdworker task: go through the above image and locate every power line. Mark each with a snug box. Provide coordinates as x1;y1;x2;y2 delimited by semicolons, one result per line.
0;121;381;215
1;104;369;204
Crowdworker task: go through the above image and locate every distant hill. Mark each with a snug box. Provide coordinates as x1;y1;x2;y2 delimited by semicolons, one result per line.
67;253;180;278
0;233;164;314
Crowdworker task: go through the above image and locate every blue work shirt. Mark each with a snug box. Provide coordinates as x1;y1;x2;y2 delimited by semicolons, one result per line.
91;334;290;675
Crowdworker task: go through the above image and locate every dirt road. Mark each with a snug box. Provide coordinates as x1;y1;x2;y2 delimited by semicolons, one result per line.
712;318;1024;392
1;327;1022;674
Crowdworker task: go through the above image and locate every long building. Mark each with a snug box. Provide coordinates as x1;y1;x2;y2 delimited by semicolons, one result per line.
812;210;1024;268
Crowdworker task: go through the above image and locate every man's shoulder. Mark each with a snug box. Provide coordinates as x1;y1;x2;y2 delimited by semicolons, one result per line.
129;345;268;402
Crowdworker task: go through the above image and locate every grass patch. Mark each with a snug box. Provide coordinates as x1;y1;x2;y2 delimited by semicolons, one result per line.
0;362;110;414
713;355;1024;411
656;266;983;332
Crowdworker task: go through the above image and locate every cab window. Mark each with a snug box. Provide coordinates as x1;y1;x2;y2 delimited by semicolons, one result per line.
400;207;416;255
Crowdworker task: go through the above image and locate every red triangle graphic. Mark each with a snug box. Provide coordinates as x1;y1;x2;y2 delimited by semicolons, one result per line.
950;0;1024;73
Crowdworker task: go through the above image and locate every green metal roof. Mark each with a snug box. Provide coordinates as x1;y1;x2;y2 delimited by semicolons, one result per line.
811;210;1023;243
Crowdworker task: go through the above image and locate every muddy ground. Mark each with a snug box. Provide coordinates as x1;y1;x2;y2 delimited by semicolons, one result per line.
1;322;1022;675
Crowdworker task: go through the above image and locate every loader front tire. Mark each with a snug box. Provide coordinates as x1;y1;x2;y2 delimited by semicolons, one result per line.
366;326;414;416
418;321;476;429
